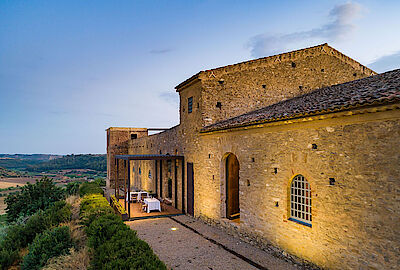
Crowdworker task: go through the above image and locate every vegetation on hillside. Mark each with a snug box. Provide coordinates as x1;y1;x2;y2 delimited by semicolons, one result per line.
26;154;106;172
0;154;106;172
0;200;72;269
0;167;25;178
5;177;65;222
0;154;61;161
0;177;165;269
22;226;73;270
0;158;44;170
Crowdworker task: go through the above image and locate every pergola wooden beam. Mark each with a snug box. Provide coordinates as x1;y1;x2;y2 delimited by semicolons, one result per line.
115;154;184;161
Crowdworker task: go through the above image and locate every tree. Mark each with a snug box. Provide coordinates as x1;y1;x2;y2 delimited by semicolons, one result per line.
5;177;65;222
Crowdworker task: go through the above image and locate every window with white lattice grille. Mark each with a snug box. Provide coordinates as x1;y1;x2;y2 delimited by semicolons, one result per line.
290;174;312;226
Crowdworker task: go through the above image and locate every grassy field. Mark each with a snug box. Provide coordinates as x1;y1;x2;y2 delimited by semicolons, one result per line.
0;177;37;188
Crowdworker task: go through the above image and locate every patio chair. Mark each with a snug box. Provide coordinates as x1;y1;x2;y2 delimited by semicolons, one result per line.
141;202;148;212
141;194;149;201
131;193;138;203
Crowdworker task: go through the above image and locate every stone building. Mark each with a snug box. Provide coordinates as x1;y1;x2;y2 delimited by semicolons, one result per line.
106;44;400;269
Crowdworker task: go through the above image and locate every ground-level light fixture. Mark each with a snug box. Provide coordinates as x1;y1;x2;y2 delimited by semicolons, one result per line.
170;227;178;231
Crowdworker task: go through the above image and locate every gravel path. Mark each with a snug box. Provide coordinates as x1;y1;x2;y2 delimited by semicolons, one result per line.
127;215;300;270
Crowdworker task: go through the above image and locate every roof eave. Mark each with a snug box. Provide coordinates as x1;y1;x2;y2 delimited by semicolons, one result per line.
175;72;202;92
200;100;400;134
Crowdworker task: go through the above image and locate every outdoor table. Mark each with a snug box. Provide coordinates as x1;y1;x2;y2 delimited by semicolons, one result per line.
143;198;161;213
126;191;148;201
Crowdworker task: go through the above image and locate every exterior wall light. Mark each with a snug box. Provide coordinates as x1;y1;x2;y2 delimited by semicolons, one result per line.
312;144;318;149
329;178;335;185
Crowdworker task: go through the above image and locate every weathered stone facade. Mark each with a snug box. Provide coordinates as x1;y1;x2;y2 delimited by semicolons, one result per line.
195;108;400;269
106;127;148;188
107;44;400;269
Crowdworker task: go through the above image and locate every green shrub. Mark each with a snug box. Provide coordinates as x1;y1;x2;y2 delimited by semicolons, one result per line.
22;226;73;270
92;229;166;270
65;181;81;195
80;194;166;270
79;182;103;197
86;214;127;248
23;201;71;245
0;248;19;269
0;201;72;270
80;206;115;228
5;177;65;222
44;201;72;226
0;214;7;239
80;194;110;214
80;194;113;226
1;224;26;251
93;177;106;187
0;224;26;269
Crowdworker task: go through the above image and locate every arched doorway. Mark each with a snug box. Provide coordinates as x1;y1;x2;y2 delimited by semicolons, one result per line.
225;153;240;219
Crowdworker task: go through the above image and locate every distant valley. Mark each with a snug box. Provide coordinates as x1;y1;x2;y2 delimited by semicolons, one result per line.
0;154;107;214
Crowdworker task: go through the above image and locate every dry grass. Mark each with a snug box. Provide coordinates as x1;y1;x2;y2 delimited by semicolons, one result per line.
42;247;90;270
0;181;24;189
0;197;6;215
66;195;81;221
0;177;37;187
43;195;91;269
64;196;87;249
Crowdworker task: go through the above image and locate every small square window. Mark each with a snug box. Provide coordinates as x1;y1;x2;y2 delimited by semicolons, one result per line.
188;97;193;113
131;134;138;139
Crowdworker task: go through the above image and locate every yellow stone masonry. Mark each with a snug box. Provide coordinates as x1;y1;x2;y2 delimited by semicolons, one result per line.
106;44;399;269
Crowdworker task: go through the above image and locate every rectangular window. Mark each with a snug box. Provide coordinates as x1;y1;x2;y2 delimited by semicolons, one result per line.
188;97;193;113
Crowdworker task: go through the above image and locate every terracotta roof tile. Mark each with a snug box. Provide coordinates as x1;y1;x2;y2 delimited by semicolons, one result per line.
201;69;400;133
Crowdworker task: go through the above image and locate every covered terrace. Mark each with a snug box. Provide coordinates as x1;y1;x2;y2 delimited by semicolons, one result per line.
114;154;185;220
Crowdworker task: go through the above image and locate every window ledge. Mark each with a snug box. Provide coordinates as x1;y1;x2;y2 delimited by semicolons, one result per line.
288;218;312;227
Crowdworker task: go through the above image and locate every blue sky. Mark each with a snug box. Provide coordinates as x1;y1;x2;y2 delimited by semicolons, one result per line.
0;0;399;154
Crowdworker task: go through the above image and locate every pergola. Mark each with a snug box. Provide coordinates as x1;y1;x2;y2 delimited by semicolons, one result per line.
114;154;185;218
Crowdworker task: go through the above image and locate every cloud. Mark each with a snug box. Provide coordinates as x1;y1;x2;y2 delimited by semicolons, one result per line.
159;92;179;105
248;2;363;57
149;48;174;54
369;51;400;73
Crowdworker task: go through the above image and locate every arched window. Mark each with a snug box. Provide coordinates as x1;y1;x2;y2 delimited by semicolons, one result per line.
148;170;152;179
290;174;312;226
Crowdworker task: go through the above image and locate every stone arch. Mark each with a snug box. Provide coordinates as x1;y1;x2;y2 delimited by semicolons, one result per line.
221;152;240;219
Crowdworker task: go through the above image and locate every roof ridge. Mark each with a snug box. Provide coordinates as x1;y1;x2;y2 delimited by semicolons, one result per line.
202;43;376;76
203;43;328;73
176;43;376;90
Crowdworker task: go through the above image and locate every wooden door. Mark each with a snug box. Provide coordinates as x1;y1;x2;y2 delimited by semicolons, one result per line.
226;154;240;219
187;163;194;216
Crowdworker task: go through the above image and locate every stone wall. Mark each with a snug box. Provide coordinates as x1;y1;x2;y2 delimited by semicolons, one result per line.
127;126;186;210
105;45;400;269
106;127;148;188
195;108;400;270
198;45;375;126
